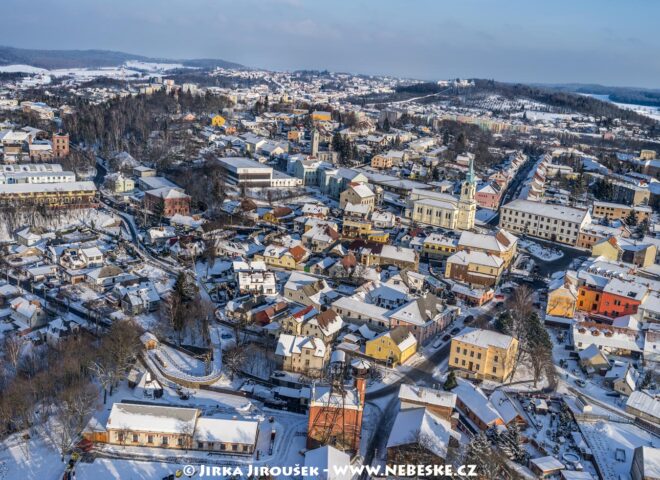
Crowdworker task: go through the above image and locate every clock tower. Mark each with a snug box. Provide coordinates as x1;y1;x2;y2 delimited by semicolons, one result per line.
457;156;477;230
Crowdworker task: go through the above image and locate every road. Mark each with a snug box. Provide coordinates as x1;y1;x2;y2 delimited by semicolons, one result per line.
487;155;538;227
365;341;451;401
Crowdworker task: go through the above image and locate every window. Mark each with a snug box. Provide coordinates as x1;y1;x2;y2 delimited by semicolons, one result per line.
162;436;169;445
243;445;249;452
148;435;154;444
232;444;238;451
221;444;226;450
477;353;481;359
198;442;204;449
461;360;466;366
494;355;499;362
456;347;460;353
492;366;497;373
132;434;138;443
454;358;458;364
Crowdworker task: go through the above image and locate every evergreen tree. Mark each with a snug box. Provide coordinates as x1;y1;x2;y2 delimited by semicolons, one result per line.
443;371;457;391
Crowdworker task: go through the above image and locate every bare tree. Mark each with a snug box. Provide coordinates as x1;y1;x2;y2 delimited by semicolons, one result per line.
2;335;22;373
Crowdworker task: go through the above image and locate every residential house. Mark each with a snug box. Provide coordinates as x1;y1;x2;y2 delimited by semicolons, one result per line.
365;326;418;366
275;334;330;376
449;328;519;382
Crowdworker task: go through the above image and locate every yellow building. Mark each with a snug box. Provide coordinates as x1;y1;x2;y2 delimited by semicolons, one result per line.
371;154;393;169
311;111;332;122
257;245;308;271
211;115;225;127
444;250;505;288
546;285;577;318
365;327;417;366
592;236;657;268
0;181;98;208
457;229;518;268
592;201;651;224
640;149;656;160
449;328;518;382
422;233;457;258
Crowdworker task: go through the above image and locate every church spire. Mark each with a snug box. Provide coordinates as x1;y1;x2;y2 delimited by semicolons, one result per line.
466;155;476;184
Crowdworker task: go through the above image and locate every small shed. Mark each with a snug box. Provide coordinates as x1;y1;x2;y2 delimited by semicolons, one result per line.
530;456;565;478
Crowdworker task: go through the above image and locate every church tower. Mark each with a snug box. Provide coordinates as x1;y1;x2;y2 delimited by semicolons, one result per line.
457;156;477;230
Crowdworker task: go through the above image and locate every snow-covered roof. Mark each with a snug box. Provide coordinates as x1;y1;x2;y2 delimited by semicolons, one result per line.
399;384;456;410
627;391;660;420
453;380;503;426
386;408;458;460
304;446;352;480
502;199;589;224
193;417;259;445
453;327;515;350
447;250;504;268
106;403;197;435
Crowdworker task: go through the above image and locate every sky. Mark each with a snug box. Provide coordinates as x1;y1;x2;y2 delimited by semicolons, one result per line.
1;0;659;88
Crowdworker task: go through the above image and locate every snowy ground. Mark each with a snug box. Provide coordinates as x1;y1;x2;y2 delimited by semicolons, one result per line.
76;458;187;480
578;420;657;480
0;429;64;480
519;238;564;262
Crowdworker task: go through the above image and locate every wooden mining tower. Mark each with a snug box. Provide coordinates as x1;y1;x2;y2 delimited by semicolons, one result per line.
306;353;369;455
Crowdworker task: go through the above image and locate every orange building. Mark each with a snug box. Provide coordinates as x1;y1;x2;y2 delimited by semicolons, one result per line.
307;363;367;453
576;285;602;314
597;278;647;319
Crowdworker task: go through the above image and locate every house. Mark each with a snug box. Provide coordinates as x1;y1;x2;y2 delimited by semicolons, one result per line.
386;408;460;465
115;282;161;315
10;296;48;328
258;244;309;270
281;306;344;344
577;344;609;374
456;229;518;268
275;334;330;376
398;384;456;422
605;362;639;396
475;182;502;210
365;326;418;366
445;250;505;289
630;446;660;480
529;456;565;479
144;187;191;217
284;272;329;306
592;236;657;268
453;379;504;431
236;264;277;296
339;182;376;212
546;284;578;319
626;391;660;425
388;293;455;345
304;446;352;480
102;403;259;454
488;390;528;427
45;317;81;346
263;206;294;225
449;328;519;382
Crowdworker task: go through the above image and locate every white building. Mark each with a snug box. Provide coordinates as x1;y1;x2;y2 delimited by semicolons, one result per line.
499;199;591;246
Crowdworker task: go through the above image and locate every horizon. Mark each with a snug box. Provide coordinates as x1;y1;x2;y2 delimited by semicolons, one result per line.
0;0;659;89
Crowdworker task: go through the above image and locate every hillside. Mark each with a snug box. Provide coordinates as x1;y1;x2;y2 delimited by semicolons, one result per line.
388;80;658;125
0;45;243;70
